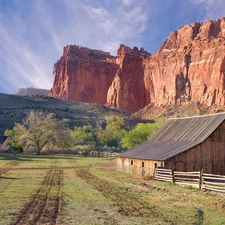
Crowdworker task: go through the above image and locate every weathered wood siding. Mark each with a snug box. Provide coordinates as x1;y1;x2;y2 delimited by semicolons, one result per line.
165;121;225;175
117;157;163;176
0;137;12;152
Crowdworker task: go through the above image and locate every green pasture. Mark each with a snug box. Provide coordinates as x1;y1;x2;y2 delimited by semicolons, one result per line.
0;153;225;225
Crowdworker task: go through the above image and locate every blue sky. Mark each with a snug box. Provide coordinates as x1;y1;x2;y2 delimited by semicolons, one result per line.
0;0;225;94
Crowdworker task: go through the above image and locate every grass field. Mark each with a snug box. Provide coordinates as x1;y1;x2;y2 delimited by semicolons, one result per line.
0;153;225;225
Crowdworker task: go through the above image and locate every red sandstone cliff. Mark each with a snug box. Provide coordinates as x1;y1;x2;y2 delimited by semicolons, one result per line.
50;17;225;113
145;18;225;107
106;45;150;112
49;45;119;104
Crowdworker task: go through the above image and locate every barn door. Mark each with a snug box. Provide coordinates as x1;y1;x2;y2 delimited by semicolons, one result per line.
175;162;185;171
141;161;145;176
130;160;134;172
122;159;125;171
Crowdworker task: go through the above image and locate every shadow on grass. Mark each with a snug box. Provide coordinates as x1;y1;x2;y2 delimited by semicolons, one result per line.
0;153;76;161
0;176;19;180
0;153;32;161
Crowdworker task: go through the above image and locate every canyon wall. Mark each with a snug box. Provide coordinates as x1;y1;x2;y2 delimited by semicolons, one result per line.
50;45;118;104
50;17;225;113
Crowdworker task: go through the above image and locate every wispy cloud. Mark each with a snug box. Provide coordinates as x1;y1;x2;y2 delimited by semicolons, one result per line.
0;0;152;94
191;0;225;19
82;1;150;53
0;0;224;94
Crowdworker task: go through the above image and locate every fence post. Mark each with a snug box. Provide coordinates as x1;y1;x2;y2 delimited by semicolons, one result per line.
199;169;203;190
171;169;175;183
153;167;156;180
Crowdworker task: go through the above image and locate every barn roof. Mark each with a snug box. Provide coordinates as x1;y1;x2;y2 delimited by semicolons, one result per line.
119;113;225;160
0;136;9;144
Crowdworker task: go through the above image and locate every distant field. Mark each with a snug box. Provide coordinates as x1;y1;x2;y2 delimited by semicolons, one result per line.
0;154;225;225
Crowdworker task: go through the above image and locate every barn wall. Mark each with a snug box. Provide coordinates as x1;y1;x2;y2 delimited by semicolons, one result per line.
165;122;225;175
0;137;12;151
117;157;163;176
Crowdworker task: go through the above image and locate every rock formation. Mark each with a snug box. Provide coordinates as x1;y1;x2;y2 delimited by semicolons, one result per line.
50;17;225;113
17;87;50;96
146;18;225;107
106;45;150;112
49;45;118;104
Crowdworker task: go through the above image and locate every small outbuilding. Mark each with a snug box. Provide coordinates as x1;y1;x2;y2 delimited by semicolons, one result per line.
0;136;12;152
117;113;225;176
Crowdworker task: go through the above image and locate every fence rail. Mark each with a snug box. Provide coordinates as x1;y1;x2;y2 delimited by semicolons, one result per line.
202;173;225;193
174;171;201;189
155;168;225;193
154;168;173;182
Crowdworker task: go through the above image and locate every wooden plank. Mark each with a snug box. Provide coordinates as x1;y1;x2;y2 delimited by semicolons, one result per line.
203;176;225;181
156;168;171;171
155;172;171;176
203;180;225;186
175;177;199;182
174;175;200;178
203;173;225;178
155;172;170;176
202;185;225;193
155;169;172;173
155;175;172;180
202;184;225;190
174;171;200;175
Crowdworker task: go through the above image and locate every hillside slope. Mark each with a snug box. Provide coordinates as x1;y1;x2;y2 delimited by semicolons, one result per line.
0;93;131;135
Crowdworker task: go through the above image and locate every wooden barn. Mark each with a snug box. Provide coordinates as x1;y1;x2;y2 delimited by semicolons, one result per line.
117;113;225;176
0;136;12;152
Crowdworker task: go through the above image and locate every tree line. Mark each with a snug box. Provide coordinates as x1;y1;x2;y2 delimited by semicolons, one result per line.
4;110;165;155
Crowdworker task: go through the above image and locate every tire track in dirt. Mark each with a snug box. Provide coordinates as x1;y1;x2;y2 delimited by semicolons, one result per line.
76;168;162;218
0;162;20;177
68;158;172;224
10;167;63;225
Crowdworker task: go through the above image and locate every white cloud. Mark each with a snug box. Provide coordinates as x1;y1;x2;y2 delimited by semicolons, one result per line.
81;1;150;54
0;8;53;93
121;0;133;6
0;0;158;93
191;0;225;19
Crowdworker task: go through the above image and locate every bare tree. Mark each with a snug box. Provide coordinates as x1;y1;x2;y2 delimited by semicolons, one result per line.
14;110;71;154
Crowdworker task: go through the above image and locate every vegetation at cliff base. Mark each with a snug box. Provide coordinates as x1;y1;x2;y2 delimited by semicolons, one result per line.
121;118;166;149
4;109;164;154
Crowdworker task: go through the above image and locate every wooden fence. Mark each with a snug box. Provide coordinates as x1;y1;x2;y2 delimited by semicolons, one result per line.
154;168;225;193
88;151;119;158
202;173;225;193
154;168;173;182
174;171;201;189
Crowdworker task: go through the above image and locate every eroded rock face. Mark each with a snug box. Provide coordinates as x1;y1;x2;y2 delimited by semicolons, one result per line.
49;45;118;104
146;17;225;107
106;45;151;112
50;17;225;113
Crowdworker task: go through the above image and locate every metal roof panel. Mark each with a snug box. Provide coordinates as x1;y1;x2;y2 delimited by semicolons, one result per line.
119;113;225;160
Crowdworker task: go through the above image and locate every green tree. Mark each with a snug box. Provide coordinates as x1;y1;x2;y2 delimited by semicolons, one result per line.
4;128;23;155
70;125;95;146
104;115;125;151
70;116;126;154
120;118;166;149
14;110;71;155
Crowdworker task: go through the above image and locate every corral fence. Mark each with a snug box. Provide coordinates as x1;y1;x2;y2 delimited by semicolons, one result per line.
154;168;225;193
87;151;119;158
